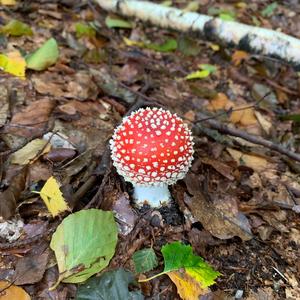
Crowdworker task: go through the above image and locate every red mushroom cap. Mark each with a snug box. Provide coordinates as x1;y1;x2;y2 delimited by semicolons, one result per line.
110;107;194;186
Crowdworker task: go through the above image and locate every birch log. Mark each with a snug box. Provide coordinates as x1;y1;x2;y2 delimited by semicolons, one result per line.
95;0;300;69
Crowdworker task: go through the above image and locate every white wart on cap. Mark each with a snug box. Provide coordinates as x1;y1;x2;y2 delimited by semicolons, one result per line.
110;107;194;207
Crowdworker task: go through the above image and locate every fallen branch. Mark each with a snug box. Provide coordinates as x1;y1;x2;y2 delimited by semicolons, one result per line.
196;112;300;163
95;0;300;69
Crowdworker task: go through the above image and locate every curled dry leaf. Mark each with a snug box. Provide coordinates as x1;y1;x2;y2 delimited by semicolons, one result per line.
184;193;252;241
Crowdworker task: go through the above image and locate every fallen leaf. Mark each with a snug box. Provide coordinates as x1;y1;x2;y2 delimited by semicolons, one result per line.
254;111;272;134
227;148;269;172
133;248;158;274
231;50;249;66
168;270;209;300
0;281;31;300
206;93;234;111
14;251;49;285
105;15;133;28
201;157;234;180
37;176;70;217
0;19;32;36
76;269;143;300
26;38;59;71
0;0;16;5
161;242;220;288
112;193;138;236
0;167;27;219
10;139;50;165
185;64;217;80
230;106;257;126
75;22;96;38
50;209;118;288
9;98;55;137
186;192;252;240
0;51;26;78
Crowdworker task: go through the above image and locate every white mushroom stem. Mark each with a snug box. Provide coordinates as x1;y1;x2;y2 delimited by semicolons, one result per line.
95;0;300;69
133;184;171;207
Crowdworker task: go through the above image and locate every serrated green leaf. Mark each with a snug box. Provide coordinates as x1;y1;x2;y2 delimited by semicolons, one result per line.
133;248;158;273
76;268;143;300
50;209;118;288
261;2;278;17
26;38;59;71
0;19;32;36
162;241;220;288
105;16;133;28
75;22;96;38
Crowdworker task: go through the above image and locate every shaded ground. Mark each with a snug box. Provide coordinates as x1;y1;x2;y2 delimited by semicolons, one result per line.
0;0;299;299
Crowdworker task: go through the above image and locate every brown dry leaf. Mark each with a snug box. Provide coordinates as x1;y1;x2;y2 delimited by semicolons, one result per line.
206;93;234;111
0;281;31;300
201;157;234;180
254;111;272;134
9;98;55;137
231;50;249;66
246;287;275;300
227;148;269;172
31;75;65;97
230;107;257;126
184;191;252;241
14;251;49;285
65;71;98;100
0;167;27;220
112;193;138;235
168;270;209;300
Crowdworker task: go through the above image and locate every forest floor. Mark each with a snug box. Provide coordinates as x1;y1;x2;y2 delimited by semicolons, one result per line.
0;0;299;299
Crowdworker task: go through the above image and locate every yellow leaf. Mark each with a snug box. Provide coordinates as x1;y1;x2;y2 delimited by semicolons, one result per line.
206;93;234;111
11;139;50;165
39;176;70;217
0;51;26;79
0;0;16;5
123;37;144;48
232;50;249;66
227;148;268;171
230;106;257;126
168;270;209;300
0;281;31;300
210;43;220;51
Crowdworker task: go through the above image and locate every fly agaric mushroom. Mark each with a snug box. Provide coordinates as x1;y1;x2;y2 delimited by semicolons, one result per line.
110;107;194;207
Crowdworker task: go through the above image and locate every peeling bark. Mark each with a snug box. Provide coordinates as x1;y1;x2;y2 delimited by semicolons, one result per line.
95;0;300;69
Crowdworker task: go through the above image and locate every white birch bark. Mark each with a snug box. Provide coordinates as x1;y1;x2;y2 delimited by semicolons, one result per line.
95;0;300;69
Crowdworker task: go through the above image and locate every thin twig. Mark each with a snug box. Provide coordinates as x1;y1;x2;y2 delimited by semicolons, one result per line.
196;112;300;162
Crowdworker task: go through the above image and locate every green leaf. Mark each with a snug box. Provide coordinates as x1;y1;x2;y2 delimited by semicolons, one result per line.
161;242;220;288
50;209;118;288
26;38;59;71
185;64;217;80
0;19;32;36
133;248;158;273
200;64;217;73
105;16;133;28
280;114;300;122
178;36;201;56
146;38;177;52
219;13;235;21
261;2;278;17
75;22;96;38
76;268;143;300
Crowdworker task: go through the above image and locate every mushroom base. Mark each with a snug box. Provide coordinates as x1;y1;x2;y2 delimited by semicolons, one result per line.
133;184;171;207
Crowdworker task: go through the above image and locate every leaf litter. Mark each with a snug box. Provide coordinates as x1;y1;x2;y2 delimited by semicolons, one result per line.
0;0;299;299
